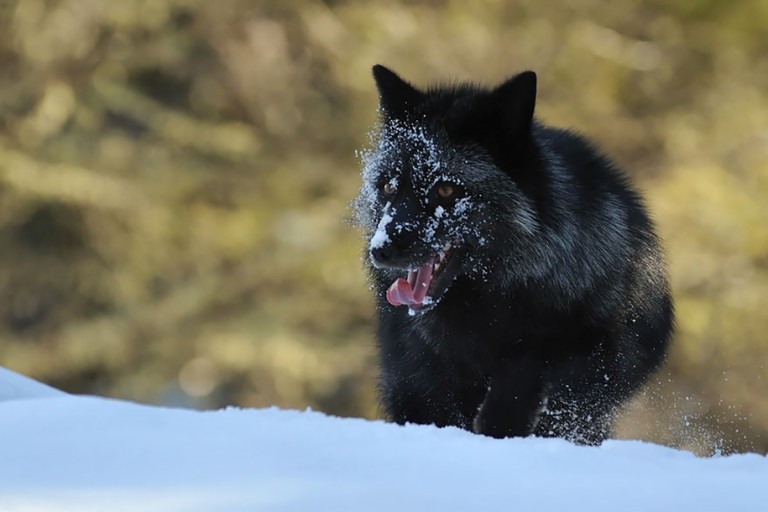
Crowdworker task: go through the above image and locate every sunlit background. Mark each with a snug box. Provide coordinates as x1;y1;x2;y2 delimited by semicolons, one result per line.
0;0;766;455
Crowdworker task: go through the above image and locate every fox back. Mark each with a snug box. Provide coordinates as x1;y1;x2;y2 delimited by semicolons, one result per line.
355;65;673;444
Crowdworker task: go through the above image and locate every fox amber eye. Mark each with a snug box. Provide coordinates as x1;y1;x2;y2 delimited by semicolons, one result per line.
436;183;455;199
383;182;396;195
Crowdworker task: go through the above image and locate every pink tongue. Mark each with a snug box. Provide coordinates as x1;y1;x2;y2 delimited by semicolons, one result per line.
386;259;434;307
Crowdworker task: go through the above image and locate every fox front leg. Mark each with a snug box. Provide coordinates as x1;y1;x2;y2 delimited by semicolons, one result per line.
473;356;547;439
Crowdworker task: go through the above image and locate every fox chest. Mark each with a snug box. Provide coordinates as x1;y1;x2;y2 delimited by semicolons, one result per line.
404;289;601;367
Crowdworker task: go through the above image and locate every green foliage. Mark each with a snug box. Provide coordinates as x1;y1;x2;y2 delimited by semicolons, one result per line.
0;0;766;454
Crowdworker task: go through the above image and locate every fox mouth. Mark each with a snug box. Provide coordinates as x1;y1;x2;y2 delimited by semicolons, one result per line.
385;243;459;312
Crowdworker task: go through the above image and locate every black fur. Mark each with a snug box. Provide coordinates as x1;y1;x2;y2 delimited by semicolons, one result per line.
356;65;674;444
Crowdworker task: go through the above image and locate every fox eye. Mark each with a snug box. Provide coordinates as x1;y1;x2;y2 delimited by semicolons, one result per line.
383;182;396;195
435;182;455;199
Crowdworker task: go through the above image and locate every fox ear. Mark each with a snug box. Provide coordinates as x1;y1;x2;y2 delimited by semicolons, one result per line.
372;65;423;117
492;71;537;135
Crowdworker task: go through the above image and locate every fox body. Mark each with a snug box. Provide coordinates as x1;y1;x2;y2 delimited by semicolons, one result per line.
355;65;673;444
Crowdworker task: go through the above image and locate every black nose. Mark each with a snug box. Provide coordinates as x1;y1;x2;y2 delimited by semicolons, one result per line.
370;245;393;265
370;245;397;266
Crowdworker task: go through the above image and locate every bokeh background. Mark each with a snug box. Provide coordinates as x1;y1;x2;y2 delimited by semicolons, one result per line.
1;0;766;455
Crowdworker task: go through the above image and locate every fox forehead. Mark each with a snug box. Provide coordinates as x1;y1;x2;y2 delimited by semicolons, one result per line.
368;119;465;190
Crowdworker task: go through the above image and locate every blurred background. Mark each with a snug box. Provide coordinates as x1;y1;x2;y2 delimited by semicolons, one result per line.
0;0;766;455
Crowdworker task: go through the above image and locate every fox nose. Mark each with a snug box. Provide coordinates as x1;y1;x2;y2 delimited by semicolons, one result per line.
370;245;397;267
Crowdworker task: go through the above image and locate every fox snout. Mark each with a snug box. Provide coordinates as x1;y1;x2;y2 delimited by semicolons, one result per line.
369;202;462;310
368;196;427;269
369;227;420;269
370;244;398;267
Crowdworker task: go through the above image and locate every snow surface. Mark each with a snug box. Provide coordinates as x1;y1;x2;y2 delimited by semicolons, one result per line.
0;366;766;512
0;365;65;402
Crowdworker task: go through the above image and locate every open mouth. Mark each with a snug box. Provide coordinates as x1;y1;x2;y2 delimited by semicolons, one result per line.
385;242;459;312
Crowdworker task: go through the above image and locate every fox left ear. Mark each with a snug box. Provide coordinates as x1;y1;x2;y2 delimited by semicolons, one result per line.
492;71;537;136
372;65;423;118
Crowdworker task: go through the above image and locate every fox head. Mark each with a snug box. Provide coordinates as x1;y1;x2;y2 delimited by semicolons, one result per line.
356;65;546;312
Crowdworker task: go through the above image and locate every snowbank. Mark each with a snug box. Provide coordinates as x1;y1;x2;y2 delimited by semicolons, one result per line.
0;366;765;512
0;365;65;402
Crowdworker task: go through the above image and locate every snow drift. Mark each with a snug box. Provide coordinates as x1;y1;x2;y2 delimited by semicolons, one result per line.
0;366;765;512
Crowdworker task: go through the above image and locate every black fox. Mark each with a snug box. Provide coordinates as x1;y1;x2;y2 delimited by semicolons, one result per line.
355;65;674;444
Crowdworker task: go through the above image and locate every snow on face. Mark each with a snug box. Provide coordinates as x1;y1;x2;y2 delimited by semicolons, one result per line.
356;118;444;225
356;115;552;292
368;204;393;250
356;118;498;277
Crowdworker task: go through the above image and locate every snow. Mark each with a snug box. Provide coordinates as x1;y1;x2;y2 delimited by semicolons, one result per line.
0;365;65;402
0;366;766;512
369;204;393;250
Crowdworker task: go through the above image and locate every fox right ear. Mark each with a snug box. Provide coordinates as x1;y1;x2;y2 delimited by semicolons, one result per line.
372;65;423;118
492;71;537;136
